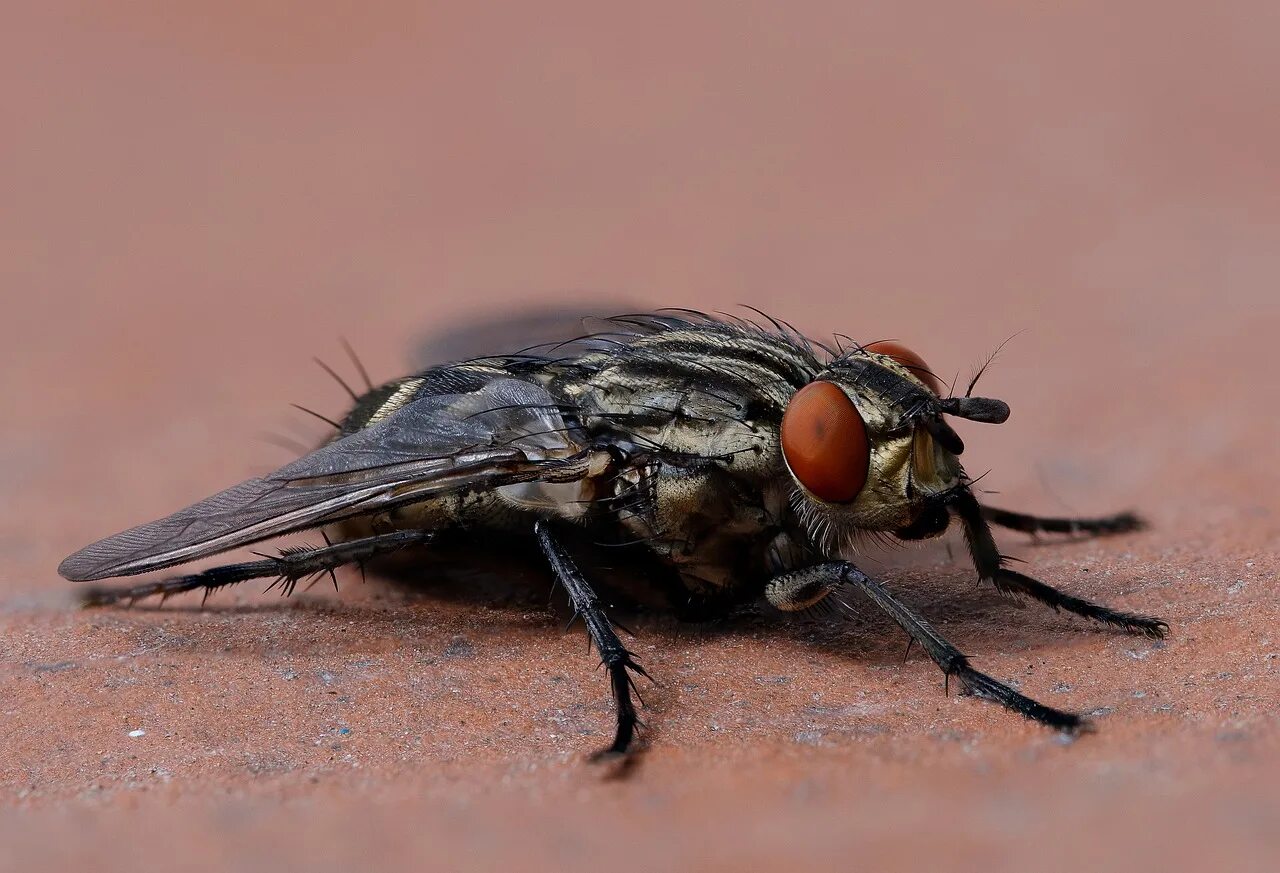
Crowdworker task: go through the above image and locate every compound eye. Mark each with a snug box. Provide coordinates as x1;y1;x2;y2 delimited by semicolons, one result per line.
864;340;942;395
781;381;870;503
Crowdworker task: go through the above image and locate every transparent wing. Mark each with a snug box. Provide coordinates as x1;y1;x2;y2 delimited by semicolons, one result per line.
59;379;585;581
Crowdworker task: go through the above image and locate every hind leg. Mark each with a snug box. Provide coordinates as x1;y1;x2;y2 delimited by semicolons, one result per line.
79;530;434;606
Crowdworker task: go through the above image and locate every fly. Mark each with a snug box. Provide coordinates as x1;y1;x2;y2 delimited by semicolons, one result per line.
59;310;1168;758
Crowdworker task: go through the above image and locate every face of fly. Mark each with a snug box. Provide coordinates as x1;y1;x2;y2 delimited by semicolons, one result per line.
779;341;1009;554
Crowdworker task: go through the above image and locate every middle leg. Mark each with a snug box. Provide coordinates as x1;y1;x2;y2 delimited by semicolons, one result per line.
534;519;652;758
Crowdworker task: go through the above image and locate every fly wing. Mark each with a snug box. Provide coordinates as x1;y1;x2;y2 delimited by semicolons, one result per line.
59;379;584;581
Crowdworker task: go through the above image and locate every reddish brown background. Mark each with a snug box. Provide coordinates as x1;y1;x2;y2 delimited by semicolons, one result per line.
2;3;1278;871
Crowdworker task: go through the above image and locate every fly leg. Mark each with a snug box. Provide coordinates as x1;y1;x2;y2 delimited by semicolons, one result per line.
766;565;841;612
953;491;1168;639
980;504;1143;537
773;562;1088;732
534;519;652;758
80;530;433;607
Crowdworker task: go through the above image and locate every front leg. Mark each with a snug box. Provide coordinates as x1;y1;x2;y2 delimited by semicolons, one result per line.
953;490;1168;639
767;561;1087;732
766;562;842;612
534;519;652;758
980;504;1143;537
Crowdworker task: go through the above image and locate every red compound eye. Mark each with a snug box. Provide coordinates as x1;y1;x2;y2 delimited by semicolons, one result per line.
781;381;870;503
864;340;942;395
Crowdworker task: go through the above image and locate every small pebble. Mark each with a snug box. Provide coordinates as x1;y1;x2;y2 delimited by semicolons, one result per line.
128;729;146;738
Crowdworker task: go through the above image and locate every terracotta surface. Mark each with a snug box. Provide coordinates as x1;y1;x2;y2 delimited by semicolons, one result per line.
3;3;1278;870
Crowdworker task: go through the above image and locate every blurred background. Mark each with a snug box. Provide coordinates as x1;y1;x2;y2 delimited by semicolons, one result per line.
2;3;1278;871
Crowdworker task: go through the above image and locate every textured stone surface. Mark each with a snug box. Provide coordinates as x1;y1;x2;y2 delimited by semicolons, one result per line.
3;3;1278;870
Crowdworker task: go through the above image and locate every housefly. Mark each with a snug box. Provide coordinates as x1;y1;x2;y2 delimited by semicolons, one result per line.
60;310;1167;757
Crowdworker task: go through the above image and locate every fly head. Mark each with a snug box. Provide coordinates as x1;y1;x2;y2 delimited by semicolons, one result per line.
779;340;1010;555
